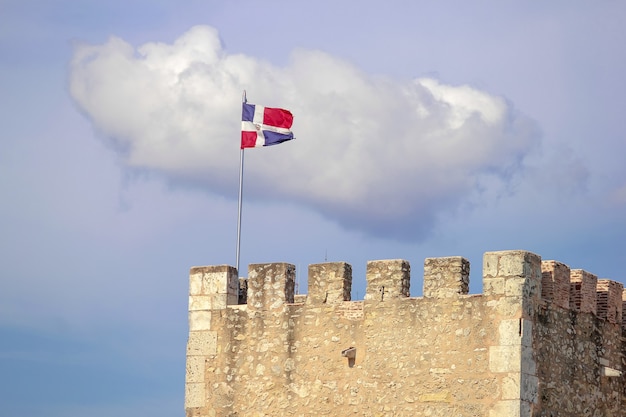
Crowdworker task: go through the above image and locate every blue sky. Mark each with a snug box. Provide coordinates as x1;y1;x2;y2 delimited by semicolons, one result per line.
1;1;625;415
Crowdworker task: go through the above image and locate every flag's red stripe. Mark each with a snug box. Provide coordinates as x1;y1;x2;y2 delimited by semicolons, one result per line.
241;131;258;149
263;107;293;129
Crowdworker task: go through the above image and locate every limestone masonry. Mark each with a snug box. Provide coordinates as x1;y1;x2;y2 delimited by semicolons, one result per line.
185;250;626;416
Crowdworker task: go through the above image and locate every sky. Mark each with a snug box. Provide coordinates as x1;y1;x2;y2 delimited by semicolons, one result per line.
1;1;626;415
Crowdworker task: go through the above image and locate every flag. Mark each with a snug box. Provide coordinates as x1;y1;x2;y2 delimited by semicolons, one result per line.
241;103;294;149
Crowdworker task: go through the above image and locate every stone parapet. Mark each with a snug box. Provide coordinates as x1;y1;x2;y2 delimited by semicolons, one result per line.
185;251;626;417
423;256;469;298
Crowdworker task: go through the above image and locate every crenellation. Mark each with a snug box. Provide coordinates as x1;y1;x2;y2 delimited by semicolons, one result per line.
185;251;626;417
423;256;469;298
188;265;238;332
189;265;238;303
541;260;571;309
596;279;623;324
247;262;295;311
483;250;542;321
307;262;352;304
364;259;410;301
570;269;598;314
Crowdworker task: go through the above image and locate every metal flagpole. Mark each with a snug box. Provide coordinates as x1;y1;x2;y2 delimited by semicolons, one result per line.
236;147;244;275
236;90;247;276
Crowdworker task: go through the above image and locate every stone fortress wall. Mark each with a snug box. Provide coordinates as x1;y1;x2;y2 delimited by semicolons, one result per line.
185;250;626;416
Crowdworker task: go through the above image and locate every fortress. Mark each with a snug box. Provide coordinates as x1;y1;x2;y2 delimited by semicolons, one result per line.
184;250;626;416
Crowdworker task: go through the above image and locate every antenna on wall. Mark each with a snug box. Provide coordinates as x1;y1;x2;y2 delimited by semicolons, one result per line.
325;249;327;262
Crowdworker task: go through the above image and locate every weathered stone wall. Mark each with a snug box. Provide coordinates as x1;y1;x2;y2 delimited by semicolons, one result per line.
535;265;625;416
185;251;626;417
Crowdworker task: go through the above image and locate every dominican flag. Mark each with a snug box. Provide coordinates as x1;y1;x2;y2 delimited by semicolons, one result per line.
241;103;294;149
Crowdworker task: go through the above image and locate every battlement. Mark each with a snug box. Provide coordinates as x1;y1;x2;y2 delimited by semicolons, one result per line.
185;250;626;417
188;252;624;325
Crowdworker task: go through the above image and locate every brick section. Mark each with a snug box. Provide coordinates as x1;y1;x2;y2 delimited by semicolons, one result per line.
569;269;597;314
540;261;571;309
423;256;470;298
337;300;364;320
308;262;352;304
596;279;624;324
247;263;295;311
365;259;410;301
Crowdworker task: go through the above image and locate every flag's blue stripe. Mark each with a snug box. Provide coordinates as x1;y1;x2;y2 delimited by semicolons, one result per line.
242;103;255;122
263;130;294;146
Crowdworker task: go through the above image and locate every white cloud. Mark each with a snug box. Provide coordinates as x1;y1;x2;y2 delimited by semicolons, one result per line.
69;25;540;240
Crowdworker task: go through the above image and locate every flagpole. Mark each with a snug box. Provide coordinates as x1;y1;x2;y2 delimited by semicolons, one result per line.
236;91;247;276
237;90;294;276
236;147;244;275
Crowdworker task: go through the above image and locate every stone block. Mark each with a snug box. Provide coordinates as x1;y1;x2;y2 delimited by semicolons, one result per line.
187;330;217;356
186;355;205;383
498;319;522;346
189;270;203;295
489;345;521;373
189;294;229;311
505;278;526;298
483;252;500;279
501;373;521;400
483;277;505;295
521;373;538;403
189;310;212;331
520;345;536;375
185;382;205;409
489;400;522;417
499;254;528;277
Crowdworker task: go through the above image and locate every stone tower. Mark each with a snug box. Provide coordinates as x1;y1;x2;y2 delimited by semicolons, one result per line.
185;250;625;416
